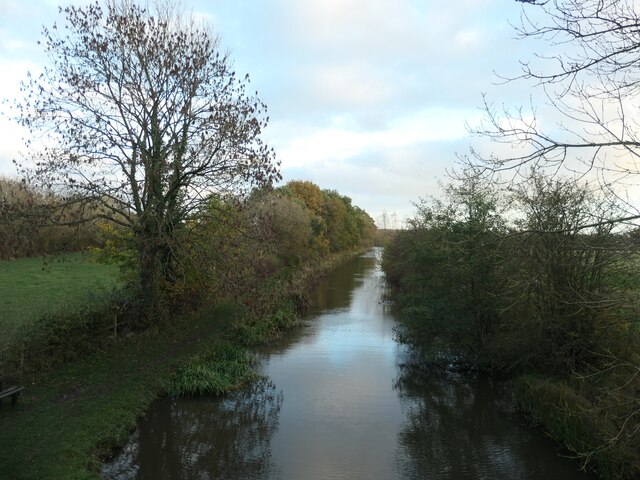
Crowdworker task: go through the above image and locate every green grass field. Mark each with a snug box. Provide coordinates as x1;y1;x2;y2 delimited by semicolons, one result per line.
0;253;120;349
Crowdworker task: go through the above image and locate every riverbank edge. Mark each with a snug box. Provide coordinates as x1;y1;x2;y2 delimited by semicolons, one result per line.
0;250;366;480
388;334;635;479
514;374;640;480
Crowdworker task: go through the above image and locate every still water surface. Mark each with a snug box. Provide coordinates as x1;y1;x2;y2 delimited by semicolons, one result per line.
102;249;597;479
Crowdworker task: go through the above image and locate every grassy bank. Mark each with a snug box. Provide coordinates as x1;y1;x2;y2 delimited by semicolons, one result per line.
0;304;237;480
0;252;358;480
0;253;120;353
515;374;640;480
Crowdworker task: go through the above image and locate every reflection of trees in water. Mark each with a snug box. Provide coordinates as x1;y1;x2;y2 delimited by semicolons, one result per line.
393;360;592;480
312;254;377;312
102;378;283;480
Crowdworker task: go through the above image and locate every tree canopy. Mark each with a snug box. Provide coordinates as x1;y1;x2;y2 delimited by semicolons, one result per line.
16;0;279;319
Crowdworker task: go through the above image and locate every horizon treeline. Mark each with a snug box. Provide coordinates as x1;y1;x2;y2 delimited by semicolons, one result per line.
1;175;376;371
0;175;376;266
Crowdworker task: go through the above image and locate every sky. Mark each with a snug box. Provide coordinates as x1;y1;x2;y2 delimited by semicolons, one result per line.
0;0;545;226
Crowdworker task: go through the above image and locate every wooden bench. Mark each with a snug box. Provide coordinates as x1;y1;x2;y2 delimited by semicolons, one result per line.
0;379;23;407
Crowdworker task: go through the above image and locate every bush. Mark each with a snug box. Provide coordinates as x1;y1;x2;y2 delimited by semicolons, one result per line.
382;168;640;476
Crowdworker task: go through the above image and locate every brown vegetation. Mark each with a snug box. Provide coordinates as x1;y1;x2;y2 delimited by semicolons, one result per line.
0;177;100;260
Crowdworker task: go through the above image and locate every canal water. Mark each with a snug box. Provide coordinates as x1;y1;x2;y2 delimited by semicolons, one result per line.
102;248;597;479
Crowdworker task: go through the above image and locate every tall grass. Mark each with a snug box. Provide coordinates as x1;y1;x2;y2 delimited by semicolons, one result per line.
169;341;258;396
515;375;640;480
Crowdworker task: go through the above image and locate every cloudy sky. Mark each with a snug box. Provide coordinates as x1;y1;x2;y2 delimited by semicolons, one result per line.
0;0;545;226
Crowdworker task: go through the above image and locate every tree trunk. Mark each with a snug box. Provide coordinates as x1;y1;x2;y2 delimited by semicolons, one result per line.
138;235;165;325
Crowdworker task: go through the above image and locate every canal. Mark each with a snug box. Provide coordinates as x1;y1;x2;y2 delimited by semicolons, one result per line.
102;248;597;479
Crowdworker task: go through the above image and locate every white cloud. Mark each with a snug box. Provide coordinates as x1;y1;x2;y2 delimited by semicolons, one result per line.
0;57;44;175
280;0;420;53
0;116;27;174
0;33;31;54
306;63;397;107
454;29;483;50
278;0;499;63
0;0;540;220
273;108;480;170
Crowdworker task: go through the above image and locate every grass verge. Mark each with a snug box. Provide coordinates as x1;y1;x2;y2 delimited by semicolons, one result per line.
0;304;240;480
515;374;640;480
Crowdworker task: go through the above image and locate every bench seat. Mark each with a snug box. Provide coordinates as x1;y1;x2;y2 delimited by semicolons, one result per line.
0;386;24;407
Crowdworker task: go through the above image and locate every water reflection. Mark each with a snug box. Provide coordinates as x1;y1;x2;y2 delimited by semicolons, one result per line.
102;379;283;480
394;360;596;479
103;249;598;480
310;251;378;313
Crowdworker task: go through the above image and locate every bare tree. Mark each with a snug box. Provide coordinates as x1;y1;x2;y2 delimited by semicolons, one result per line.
15;1;280;320
471;0;640;225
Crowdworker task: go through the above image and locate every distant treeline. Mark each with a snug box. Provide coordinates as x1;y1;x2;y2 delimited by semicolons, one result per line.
383;170;640;479
374;229;399;247
163;180;377;310
0;177;376;265
0;177;100;259
0;174;376;318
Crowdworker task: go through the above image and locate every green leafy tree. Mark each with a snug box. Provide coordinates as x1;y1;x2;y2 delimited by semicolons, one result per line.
384;174;506;356
494;172;620;372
